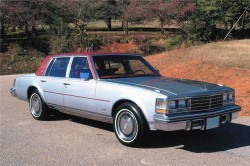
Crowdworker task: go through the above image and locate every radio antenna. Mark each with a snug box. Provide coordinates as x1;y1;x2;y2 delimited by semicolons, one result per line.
223;4;249;41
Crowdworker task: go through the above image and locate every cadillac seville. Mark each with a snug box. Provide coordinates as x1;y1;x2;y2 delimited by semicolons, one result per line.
10;52;241;146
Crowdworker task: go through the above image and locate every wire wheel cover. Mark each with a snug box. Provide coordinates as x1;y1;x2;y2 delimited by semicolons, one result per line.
30;94;42;117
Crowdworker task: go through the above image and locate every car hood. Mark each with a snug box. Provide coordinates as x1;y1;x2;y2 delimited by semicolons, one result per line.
104;76;232;98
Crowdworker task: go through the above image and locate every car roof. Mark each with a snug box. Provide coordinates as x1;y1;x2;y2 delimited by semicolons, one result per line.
35;52;141;76
48;52;140;58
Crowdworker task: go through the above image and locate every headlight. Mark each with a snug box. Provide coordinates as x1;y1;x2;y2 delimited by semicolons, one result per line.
223;92;235;105
167;99;190;114
223;93;228;105
223;93;228;102
178;99;186;108
155;98;167;114
228;92;235;104
169;100;177;109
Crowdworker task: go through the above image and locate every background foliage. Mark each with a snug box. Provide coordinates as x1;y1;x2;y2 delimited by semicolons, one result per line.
0;0;249;74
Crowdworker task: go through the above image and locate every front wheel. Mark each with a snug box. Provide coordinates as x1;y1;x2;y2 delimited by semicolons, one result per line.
113;102;148;147
29;89;48;120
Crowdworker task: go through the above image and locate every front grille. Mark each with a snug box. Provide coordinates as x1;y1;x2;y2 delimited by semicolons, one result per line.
190;94;223;111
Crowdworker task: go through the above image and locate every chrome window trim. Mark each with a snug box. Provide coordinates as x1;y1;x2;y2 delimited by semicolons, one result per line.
43;55;96;79
44;56;72;76
66;55;95;80
66;56;74;78
44;58;55;76
44;56;71;77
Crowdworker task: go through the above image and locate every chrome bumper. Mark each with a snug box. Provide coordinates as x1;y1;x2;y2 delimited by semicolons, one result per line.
10;88;16;97
154;105;241;131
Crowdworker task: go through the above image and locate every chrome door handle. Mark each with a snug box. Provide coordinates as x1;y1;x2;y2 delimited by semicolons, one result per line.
40;80;47;83
63;83;70;86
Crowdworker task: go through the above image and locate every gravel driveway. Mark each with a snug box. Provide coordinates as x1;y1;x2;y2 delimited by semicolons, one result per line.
1;75;250;165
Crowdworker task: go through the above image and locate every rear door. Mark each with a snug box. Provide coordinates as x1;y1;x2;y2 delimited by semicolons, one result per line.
39;57;71;108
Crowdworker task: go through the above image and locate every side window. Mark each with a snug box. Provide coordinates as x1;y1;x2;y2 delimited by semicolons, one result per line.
69;57;93;79
48;57;70;77
45;58;55;76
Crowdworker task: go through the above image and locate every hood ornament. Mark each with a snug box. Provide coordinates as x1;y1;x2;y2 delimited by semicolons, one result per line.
204;84;208;90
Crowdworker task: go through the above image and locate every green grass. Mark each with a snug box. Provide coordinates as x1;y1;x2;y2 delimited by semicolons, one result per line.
87;20;178;29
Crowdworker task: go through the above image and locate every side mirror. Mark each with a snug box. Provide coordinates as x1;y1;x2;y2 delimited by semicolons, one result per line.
80;72;90;81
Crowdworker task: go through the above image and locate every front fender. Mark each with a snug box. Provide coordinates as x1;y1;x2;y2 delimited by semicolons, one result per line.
111;91;161;126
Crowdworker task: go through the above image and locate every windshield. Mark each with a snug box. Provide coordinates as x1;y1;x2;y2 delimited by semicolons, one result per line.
92;55;160;79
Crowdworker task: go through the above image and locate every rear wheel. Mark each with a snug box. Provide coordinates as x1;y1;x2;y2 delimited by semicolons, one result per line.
113;102;148;147
29;89;48;120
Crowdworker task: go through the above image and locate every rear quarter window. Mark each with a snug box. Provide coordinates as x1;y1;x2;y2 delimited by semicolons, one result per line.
45;58;55;76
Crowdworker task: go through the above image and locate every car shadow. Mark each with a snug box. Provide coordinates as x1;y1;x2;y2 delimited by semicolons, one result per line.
45;111;70;121
47;113;250;152
142;122;250;152
48;112;114;132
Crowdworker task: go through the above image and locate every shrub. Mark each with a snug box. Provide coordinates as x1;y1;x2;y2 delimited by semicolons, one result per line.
167;35;185;49
132;35;149;45
49;35;69;54
140;44;166;56
9;44;24;62
115;38;128;44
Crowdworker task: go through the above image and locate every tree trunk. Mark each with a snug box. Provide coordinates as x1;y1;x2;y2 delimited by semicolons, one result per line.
122;19;129;35
122;20;124;30
125;20;128;35
160;18;164;34
105;17;112;31
13;24;16;32
241;20;245;30
25;22;29;33
0;22;4;37
32;25;36;34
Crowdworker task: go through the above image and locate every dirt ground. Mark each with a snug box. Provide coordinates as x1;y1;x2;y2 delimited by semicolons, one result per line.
101;41;139;53
103;40;250;116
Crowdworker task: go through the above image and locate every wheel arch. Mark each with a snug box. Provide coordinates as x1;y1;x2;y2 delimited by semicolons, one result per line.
112;99;134;117
111;99;149;128
27;86;45;101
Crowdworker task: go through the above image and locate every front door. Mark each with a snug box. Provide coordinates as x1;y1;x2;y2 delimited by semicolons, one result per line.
63;56;97;115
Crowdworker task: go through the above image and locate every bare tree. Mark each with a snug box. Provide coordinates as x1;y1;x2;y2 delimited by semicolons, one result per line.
144;0;195;34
